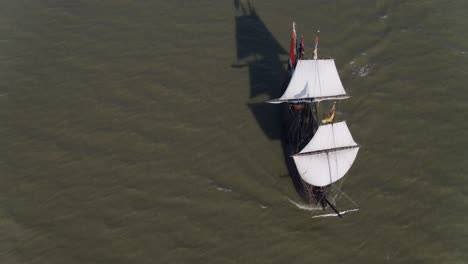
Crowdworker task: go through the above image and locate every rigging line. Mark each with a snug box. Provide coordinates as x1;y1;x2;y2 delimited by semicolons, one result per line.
316;60;323;98
306;105;311;134
291;115;301;150
332;185;359;208
326;152;333;187
289;122;297;144
331;123;339;180
313;102;319;133
299;109;306;146
287;105;294;115
314;62;319;98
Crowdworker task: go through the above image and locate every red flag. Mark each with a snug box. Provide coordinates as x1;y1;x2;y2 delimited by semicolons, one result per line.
313;30;320;60
288;22;297;72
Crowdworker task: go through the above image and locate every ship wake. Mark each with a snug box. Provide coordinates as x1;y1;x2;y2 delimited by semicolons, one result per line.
311;208;359;218
288;198;322;211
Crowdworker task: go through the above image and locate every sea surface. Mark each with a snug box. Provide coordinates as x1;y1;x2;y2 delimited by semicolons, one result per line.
1;0;467;263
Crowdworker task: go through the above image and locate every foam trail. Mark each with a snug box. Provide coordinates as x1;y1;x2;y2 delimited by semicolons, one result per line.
288;198;322;211
215;186;232;192
311;208;359;218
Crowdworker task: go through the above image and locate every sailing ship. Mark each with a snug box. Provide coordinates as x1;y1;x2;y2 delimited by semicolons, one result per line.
268;23;360;217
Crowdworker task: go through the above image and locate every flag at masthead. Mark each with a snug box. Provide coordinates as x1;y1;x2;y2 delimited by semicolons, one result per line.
288;22;297;73
313;30;320;60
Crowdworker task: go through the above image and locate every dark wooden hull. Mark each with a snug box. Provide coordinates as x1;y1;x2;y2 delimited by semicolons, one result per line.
279;84;331;205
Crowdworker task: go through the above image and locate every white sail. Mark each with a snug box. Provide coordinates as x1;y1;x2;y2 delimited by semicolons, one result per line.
293;122;359;187
268;59;348;103
300;122;357;153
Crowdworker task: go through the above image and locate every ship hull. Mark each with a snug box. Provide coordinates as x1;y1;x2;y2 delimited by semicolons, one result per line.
279;79;331;205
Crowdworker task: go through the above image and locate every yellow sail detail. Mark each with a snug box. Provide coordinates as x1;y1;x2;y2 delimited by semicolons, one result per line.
321;102;336;124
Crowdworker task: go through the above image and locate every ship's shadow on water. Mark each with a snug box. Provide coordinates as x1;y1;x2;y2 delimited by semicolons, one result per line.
233;0;306;196
233;0;286;140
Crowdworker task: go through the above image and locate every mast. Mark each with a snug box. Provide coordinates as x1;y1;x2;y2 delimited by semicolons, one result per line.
312;29;320;125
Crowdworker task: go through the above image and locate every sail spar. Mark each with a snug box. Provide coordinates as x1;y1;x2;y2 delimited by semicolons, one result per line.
267;59;349;103
292;122;359;187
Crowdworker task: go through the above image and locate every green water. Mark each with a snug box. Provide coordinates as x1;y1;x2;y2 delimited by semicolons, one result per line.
1;0;467;263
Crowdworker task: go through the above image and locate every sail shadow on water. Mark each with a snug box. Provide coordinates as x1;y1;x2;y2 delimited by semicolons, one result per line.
233;0;308;197
233;0;287;140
